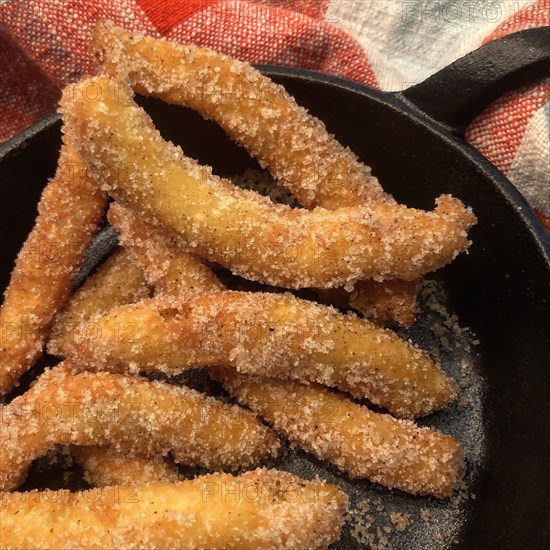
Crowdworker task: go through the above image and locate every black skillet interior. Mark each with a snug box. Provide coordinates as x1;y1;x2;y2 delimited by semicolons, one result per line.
1;28;549;549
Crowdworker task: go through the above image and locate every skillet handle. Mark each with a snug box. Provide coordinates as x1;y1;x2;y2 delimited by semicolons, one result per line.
400;27;550;134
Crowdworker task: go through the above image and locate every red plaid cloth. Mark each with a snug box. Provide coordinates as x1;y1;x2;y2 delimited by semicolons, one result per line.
1;0;548;227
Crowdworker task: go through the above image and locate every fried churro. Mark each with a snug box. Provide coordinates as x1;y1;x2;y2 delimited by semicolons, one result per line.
92;21;388;210
91;23;426;325
0;27;476;544
0;142;107;395
68;291;456;418
0;368;280;491
73;201;460;493
49;206;222;489
212;368;465;498
62;75;475;289
349;279;421;326
0;468;347;550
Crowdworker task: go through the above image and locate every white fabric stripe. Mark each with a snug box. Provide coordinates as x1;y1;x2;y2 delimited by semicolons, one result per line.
327;0;525;91
506;99;550;213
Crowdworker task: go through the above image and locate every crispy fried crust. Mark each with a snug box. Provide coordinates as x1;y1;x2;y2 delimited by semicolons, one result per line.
61;75;476;288
45;246;163;487
0;143;107;394
212;368;465;498
71;446;180;487
68;292;456;418
0;469;347;550
0;368;280;491
108;202;223;297
48;248;149;357
83;212;460;495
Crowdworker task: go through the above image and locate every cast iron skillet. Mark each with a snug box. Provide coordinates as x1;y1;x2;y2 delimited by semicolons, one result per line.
1;27;549;548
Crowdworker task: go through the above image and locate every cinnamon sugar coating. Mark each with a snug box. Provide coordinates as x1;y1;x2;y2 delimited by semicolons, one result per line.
48;248;149;357
213;368;465;498
0;368;280;491
0;143;107;394
108;202;223;297
0;469;347;549
92;21;389;210
71;446;180;487
349;279;421;326
90;23;475;325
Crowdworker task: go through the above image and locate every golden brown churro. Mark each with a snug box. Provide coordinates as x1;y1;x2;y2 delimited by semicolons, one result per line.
74;202;462;495
68;291;456;418
0;26;475;546
92;21;389;210
0;469;347;550
48;248;149;357
316;279;420;327
0;143;107;394
44;247;156;487
212;368;465;498
62;76;475;289
0;368;280;491
50;203;223;489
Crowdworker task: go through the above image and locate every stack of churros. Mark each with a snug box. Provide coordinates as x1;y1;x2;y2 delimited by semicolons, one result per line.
0;21;476;549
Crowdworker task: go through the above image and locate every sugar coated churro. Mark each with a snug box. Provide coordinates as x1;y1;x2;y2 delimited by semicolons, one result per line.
0;368;280;491
68;291;456;418
75;202;458;493
0;143;106;394
49;206;224;488
212;368;465;498
92;21;389;210
349;279;421;326
0;469;347;550
89;23;435;325
62;75;475;289
0;24;476;547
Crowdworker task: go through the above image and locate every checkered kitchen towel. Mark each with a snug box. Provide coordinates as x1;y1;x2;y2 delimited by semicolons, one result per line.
0;0;548;226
